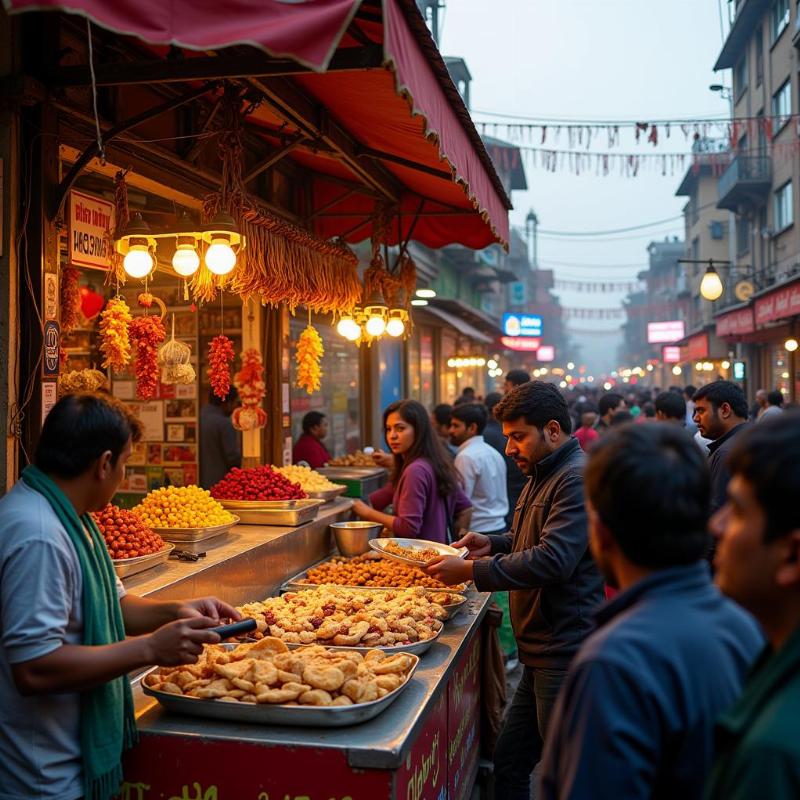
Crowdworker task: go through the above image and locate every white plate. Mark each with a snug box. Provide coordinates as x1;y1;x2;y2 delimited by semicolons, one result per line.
369;537;468;567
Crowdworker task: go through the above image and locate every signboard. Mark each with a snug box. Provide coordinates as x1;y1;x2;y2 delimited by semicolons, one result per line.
687;332;709;360
502;312;543;338
42;320;60;376
501;336;540;352
733;360;746;381
536;345;555;362
447;636;481;800
646;320;685;344
716;306;755;337
508;281;527;305
754;279;800;325
68;189;114;269
396;692;447;800
44;273;58;321
41;382;58;424
662;345;681;363
128;401;165;442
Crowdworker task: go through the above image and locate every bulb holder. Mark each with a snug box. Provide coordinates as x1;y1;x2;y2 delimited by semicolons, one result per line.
200;211;244;248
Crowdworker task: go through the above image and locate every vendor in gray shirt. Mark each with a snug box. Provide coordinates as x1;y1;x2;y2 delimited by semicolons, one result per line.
199;387;242;489
0;393;239;800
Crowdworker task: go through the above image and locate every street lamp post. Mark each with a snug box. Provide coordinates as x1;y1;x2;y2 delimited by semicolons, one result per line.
525;209;539;268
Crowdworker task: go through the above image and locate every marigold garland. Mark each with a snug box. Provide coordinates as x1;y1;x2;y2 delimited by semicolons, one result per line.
129;315;166;400
98;297;133;373
209;335;235;400
60;267;81;334
232;348;267;431
295;324;324;394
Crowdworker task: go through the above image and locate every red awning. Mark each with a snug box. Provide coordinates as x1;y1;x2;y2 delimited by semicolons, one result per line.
5;0;511;249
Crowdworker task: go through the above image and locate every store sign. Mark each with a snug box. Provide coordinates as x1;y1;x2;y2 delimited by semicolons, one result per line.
646;320;685;344
716;306;755;337
687;332;709;360
68;189;114;269
41;381;57;424
754;280;800;325
733;360;746;380
502;312;542;338
42;320;60;376
509;281;527;305
662;345;681;363
536;345;555;362
396;692;447;800
447;636;481;800
501;336;540;351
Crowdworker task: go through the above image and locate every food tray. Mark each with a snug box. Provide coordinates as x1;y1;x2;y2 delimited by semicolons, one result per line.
218;499;323;526
305;485;348;502
369;537;468;566
281;554;471;594
284;625;442;656
142;647;419;728
152;517;239;544
112;543;175;578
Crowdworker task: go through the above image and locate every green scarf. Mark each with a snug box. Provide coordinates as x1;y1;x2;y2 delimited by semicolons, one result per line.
21;465;137;800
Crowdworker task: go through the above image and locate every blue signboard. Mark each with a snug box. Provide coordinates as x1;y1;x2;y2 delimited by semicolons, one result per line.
502;313;543;338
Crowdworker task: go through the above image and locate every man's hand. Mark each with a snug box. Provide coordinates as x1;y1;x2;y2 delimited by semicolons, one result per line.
176;597;240;623
424;555;474;586
452;531;492;559
372;450;394;469
145;616;222;666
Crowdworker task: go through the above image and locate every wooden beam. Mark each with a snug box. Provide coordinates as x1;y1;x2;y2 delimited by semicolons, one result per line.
243;135;305;184
54;46;384;87
358;146;454;180
307;188;359;220
249;76;401;202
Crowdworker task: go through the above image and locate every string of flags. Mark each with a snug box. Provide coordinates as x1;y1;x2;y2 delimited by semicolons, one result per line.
562;301;687;320
553;278;644;293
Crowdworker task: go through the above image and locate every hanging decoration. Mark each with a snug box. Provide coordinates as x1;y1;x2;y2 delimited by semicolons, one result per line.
553;278;645;293
79;285;106;320
58;368;108;397
98;296;133;372
295;323;324;394
129;313;166;400
209;334;235;400
158;315;195;385
60;266;82;333
232;348;267;431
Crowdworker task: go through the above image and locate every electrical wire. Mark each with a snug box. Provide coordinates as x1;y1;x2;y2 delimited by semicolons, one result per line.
86;19;105;164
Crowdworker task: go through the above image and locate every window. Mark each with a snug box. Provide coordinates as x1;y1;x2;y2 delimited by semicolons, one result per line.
690;190;699;224
734;54;748;99
691;237;700;261
755;26;763;86
772;80;792;133
736;214;750;255
771;0;790;42
774;181;794;232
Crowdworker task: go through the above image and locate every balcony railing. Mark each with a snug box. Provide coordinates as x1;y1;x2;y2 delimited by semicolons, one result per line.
717;155;772;211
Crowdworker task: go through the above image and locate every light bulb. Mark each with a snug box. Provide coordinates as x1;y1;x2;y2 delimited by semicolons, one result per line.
410;299;428;306
695;362;704;371
205;237;237;275
172;244;200;277
672;365;682;375
337;317;360;341
722;360;731;369
386;317;405;337
784;338;799;352
366;314;386;337
416;288;436;299
123;245;154;278
700;267;724;301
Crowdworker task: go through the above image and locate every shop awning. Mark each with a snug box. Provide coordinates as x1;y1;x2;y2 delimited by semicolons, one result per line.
423;305;493;344
6;0;511;249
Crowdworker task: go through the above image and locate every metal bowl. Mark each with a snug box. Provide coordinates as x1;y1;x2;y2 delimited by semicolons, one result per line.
330;520;383;557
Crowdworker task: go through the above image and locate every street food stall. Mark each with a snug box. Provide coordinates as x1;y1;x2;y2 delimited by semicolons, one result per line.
2;1;509;797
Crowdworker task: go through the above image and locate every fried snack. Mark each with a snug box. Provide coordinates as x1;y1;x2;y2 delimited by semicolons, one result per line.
236;585;446;648
302;554;467;591
382;539;440;563
146;638;416;708
327;450;376;467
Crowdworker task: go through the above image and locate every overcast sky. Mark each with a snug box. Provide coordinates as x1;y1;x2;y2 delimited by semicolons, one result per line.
440;0;732;374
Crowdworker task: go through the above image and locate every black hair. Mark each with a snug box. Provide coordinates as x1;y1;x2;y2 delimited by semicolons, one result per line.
504;369;530;387
451;402;488;435
692;380;748;419
728;412;800;542
684;385;697;399
485;391;502;412
432;403;453;427
609;410;634;427
302;411;326;434
767;390;783;407
35;393;143;478
383;400;460;497
598;392;624;417
655;391;686;421
642;402;656;418
585;424;711;567
209;386;239;406
494;381;572;434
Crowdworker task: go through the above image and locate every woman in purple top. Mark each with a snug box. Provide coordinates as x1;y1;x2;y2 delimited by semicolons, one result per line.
351;400;472;544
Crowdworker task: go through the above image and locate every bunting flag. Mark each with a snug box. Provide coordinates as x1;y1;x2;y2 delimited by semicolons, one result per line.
562;301;688;320
553;279;645;293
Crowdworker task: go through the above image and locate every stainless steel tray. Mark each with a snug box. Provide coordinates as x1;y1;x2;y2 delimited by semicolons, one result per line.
305;485;348;502
318;466;387;476
142;647;419;727
152;517;239;544
112;543;175;578
369;537;468;566
283;625;442;656
218;499;323;526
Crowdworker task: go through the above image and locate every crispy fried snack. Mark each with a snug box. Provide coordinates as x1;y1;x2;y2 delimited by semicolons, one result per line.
236;586;446;648
382;539;440;563
144;638;415;707
302;555;467;591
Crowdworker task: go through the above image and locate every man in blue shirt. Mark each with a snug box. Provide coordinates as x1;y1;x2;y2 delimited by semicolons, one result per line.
539;424;763;800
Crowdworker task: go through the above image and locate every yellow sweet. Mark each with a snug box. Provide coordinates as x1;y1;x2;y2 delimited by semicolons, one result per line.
275;465;339;492
133;485;233;529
